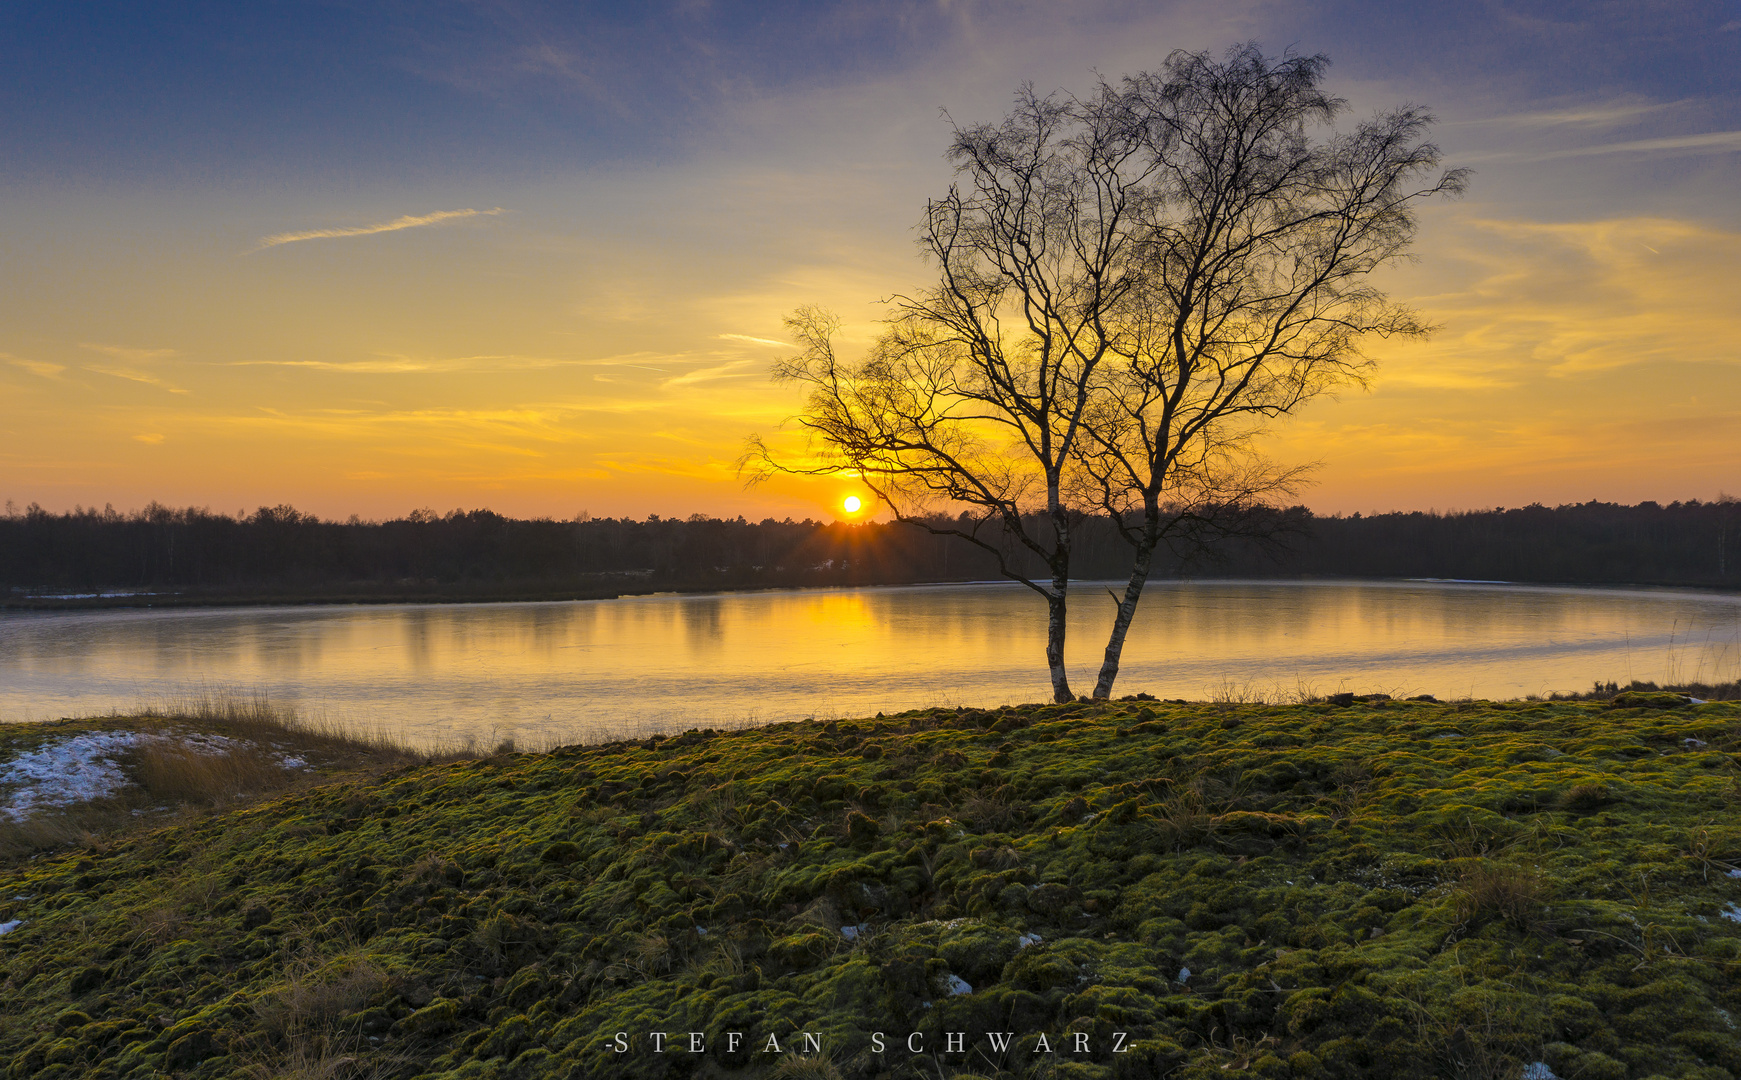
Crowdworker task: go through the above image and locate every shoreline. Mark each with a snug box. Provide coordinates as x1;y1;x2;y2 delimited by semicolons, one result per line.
7;573;1741;613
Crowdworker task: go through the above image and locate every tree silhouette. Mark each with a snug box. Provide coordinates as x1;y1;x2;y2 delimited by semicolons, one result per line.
751;44;1465;700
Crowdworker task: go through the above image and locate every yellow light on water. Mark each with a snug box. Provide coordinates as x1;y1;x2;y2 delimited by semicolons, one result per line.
843;495;862;514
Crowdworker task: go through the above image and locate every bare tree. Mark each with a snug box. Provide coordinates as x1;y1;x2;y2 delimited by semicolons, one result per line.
1074;45;1466;697
747;87;1157;702
749;44;1464;702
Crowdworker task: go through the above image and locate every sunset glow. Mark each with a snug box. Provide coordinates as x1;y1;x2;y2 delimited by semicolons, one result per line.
2;5;1736;520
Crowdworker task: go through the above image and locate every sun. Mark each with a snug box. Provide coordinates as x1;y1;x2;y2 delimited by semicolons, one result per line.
842;495;862;514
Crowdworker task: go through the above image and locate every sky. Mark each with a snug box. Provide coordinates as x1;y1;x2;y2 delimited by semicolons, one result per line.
2;0;1738;522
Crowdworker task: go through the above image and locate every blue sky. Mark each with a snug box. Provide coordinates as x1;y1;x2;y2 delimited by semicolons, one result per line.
3;1;1738;518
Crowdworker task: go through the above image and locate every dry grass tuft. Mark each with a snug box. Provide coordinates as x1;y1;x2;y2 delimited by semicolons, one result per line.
1452;861;1554;933
0;805;112;863
960;790;1023;833
130;741;290;805
256;953;393;1042
241;1044;400;1080
132;688;429;764
1148;786;1212;851
1558;783;1610;815
245;951;399;1080
1395;976;1551;1080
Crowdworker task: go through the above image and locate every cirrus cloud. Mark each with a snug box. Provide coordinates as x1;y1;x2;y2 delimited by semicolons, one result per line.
255;207;507;250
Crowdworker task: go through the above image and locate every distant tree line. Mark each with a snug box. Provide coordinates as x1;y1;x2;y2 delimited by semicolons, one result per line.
0;498;1736;606
1260;500;1739;587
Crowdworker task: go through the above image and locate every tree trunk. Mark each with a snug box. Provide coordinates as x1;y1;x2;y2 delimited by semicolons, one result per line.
1046;488;1075;702
1046;584;1074;702
1093;535;1155;699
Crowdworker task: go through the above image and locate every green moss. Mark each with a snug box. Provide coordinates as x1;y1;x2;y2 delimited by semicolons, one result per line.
2;699;1739;1078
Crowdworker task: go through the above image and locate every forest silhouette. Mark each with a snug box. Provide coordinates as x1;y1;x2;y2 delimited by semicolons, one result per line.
2;498;1735;606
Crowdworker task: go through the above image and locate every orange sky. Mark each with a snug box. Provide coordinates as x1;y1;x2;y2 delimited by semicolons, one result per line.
3;3;1737;522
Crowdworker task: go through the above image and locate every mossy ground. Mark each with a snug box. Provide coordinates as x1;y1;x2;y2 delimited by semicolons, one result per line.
2;697;1740;1080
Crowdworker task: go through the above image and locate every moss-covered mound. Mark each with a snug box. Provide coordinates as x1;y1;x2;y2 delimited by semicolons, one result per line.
2;698;1740;1080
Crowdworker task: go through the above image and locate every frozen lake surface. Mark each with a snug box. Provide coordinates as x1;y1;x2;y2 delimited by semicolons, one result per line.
1;579;1736;748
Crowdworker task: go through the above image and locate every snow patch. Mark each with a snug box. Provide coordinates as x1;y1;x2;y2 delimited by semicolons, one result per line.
0;732;144;822
1520;1064;1558;1080
1016;933;1042;949
0;730;310;822
0;920;22;937
1176;967;1190;983
943;974;972;996
1720;903;1741;924
841;925;864;942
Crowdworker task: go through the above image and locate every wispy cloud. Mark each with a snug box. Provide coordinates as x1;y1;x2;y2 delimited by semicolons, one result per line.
662;359;757;389
1460;101;1673;129
80;342;178;362
255;208;507;250
3;355;65;379
717;333;790;347
1391;215;1741;381
1458;131;1741;164
222;351;678;374
228;358;452;373
85;365;189;394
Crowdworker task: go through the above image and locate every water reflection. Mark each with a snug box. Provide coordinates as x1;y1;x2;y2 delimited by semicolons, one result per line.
0;580;1736;748
681;598;726;655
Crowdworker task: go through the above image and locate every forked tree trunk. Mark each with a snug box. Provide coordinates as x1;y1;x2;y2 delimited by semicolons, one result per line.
1093;536;1155;699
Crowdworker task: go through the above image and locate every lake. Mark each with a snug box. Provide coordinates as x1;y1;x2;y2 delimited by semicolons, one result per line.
1;579;1736;748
